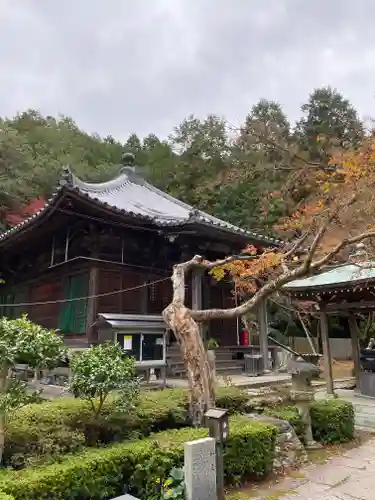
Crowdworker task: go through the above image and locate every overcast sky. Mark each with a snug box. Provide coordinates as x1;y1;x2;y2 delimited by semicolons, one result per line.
2;0;375;140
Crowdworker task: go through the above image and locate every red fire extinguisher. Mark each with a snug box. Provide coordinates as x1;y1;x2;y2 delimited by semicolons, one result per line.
240;330;249;346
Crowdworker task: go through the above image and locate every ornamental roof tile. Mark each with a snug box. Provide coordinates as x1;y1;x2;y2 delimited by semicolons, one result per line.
0;156;283;246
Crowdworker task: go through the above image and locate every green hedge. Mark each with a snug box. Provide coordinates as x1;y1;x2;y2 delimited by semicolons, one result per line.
310;399;354;444
0;417;277;500
265;399;355;445
5;387;248;468
264;406;306;442
0;494;14;500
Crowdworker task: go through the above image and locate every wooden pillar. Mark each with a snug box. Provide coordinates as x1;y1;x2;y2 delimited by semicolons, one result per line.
202;274;210;342
258;299;270;373
191;268;204;338
140;278;148;314
86;265;99;344
348;314;360;390
320;310;334;395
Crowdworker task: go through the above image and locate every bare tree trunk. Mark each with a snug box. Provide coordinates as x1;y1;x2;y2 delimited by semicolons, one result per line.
164;301;215;426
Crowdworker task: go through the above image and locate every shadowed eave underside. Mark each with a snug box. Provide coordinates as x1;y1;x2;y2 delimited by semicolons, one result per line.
0;165;283;247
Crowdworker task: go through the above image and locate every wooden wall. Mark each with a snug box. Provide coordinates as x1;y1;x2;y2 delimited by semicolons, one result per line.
97;267;145;314
207;281;238;346
28;278;62;330
2;260;238;346
96;266;172;315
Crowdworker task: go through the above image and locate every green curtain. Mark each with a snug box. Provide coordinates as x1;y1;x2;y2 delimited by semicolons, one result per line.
0;294;6;318
0;287;28;319
12;288;28;318
0;292;16;319
58;273;88;334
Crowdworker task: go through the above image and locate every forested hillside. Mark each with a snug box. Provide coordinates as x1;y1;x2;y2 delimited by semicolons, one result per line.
0;86;365;235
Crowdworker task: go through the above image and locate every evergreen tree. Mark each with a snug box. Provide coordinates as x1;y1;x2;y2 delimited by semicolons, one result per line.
296;86;364;161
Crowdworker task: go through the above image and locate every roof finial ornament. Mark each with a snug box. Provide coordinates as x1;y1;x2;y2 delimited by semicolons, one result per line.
120;152;138;177
188;208;201;221
121;152;135;167
60;166;74;187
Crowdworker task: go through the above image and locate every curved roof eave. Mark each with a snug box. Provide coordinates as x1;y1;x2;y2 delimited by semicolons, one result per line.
0;166;284;247
283;262;375;293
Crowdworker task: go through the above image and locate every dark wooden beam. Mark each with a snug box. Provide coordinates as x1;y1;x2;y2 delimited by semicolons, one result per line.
191;268;204;339
348;315;360;389
258;299;270;373
320;310;334;396
86;245;99;343
325;300;375;313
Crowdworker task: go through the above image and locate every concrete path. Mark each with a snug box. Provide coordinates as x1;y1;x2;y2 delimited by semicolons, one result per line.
167;373;291;389
253;438;375;499
315;388;375;432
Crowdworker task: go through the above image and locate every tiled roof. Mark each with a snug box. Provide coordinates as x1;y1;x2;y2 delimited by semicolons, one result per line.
6;197;47;225
0;154;283;246
284;262;375;291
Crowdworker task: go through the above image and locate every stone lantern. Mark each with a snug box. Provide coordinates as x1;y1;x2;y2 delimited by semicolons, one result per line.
287;356;322;449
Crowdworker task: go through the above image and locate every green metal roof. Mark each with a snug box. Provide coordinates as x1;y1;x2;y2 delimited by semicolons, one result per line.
284;262;375;291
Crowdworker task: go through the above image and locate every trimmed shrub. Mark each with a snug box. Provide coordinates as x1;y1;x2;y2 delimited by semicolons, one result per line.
215;387;249;414
4;387;248;467
310;399;354;444
264;406;306;442
0;417;277;500
264;399;355;445
5;389;189;467
0;494;14;500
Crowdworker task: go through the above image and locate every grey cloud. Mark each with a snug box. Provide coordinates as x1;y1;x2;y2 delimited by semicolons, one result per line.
0;0;375;140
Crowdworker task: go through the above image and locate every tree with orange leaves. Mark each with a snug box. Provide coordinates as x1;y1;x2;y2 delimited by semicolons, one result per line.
163;134;375;426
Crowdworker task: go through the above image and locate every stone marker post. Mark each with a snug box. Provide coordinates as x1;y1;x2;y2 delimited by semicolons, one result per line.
288;356;322;449
184;437;217;500
204;408;229;500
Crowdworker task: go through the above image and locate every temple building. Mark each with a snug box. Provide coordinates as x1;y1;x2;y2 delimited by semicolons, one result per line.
0;154;281;375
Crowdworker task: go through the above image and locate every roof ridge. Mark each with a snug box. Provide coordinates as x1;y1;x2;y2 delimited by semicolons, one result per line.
139;178;281;244
0;165;283;247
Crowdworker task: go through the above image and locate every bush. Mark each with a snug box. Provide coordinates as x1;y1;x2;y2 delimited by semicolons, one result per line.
264;399;355;446
5;390;188;468
0;417;277;499
264;406;306;442
310;399;354;444
0;494;14;500
68;343;141;417
215;387;249;414
4;387;248;467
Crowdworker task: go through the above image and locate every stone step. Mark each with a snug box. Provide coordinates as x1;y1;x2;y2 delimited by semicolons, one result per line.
168;346;233;354
353;409;375;431
170;364;244;377
169;359;243;370
167;347;243;377
168;349;234;362
168;352;236;363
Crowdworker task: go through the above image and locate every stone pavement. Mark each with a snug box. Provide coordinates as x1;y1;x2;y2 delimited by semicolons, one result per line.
315;388;375;432
252;438;375;499
166;373;291;389
31;373;293;399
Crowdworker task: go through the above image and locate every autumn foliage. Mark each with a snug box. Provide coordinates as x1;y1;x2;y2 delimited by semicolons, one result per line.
209;136;375;295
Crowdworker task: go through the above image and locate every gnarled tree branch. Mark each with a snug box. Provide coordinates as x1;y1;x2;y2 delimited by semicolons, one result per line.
189;228;375;321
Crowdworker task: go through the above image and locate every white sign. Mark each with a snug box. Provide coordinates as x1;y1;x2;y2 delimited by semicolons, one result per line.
123;335;132;351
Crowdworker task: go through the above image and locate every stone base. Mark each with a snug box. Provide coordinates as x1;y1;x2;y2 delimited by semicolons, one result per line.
245;413;308;472
324;393;337;400
305;440;323;450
